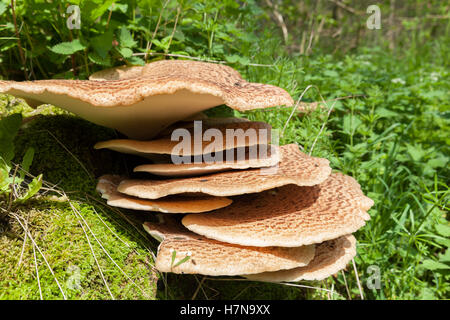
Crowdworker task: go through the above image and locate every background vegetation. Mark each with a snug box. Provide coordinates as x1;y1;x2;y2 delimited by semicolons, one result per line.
0;0;448;300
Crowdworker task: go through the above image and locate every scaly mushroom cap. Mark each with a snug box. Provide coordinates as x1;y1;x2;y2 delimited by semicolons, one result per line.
0;60;293;139
117;144;331;199
181;173;373;247
96;175;232;214
134;145;280;177
143;216;316;276
245;235;356;282
94;120;271;158
89;65;145;81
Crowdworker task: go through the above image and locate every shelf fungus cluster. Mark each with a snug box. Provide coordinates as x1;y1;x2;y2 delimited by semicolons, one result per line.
0;60;374;283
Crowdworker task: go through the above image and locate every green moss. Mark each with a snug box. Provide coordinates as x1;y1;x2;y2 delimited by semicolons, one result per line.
0;101;158;299
0;197;158;299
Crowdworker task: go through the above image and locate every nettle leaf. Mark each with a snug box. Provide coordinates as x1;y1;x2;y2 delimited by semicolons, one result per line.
118;47;133;58
118;26;137;48
88;52;112;67
405;143;426;162
342;114;362;135
50;39;86;55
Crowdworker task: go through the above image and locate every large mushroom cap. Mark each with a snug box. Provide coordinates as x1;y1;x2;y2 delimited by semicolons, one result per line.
116;144;331;199
245;235;356;282
0;60;293;139
94;120;272;158
143;216;316;276
181;173;373;247
96;175;233;214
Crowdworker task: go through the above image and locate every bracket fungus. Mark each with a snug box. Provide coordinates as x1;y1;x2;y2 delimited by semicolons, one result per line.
143;216;316;276
96;174;233;214
94;120;272;158
181;173;373;247
245;235;357;282
0;60;293;139
116;144;331;199
133;144;280;177
8;59;374;286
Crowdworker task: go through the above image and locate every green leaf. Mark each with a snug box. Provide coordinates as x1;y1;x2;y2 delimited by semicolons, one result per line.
439;249;450;262
0;159;12;192
19;147;34;181
18;174;42;202
91;30;114;59
21;148;34;174
323;70;339;78
435;224;450;237
50;39;86;55
0;113;22;162
435;237;450;248
426;157;448;169
405;143;425;162
118;26;137;48
421;259;450;271
375;107;398;118
88;52;112;67
0;2;7;16
225;54;240;63
173;255;191;268
170;250;177;267
342;114;362;135
126;56;145;66
118;47;133;58
83;0;116;21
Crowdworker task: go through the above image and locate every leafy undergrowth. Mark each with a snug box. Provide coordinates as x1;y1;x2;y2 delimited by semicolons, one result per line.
0;42;449;300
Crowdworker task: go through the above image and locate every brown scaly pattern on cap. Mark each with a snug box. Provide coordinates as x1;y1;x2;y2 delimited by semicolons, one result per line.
89;65;145;81
94;120;272;157
117;144;331;199
182;173;373;247
0;60;293;110
143;216;316;276
96;174;233;214
245;235;356;282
